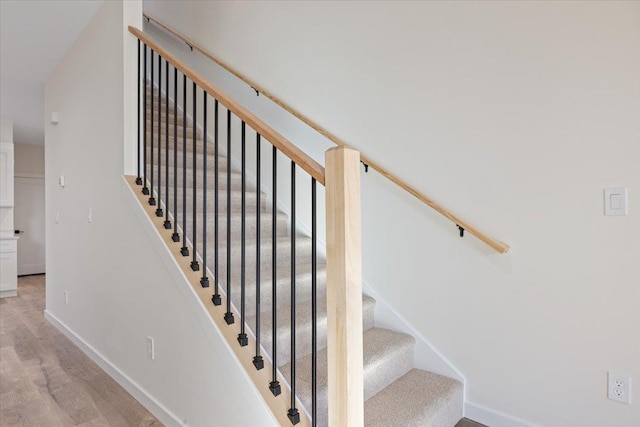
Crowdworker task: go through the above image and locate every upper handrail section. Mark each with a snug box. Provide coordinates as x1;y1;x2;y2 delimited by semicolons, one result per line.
141;13;510;254
128;26;325;186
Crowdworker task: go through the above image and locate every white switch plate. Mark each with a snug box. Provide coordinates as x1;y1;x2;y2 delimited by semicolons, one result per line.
604;187;627;216
147;337;155;360
58;175;65;188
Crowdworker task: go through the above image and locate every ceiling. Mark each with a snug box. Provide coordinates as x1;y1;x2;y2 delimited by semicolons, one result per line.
1;0;103;146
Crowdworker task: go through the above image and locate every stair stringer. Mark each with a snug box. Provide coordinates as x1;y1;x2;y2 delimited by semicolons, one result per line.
122;175;311;427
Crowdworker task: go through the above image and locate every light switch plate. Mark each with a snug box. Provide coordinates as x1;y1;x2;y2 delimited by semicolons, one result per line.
604;187;627;216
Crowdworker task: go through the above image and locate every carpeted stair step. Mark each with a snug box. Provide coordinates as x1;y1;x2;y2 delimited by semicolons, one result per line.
150;170;244;190
189;211;289;242
216;236;314;273
247;294;376;367
144;132;208;153
172;188;266;216
144;110;185;126
145;149;227;170
218;259;327;314
364;369;463;427
145;119;200;138
280;327;415;427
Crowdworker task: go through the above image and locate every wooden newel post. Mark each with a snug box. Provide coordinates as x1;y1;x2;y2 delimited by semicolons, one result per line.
325;146;364;427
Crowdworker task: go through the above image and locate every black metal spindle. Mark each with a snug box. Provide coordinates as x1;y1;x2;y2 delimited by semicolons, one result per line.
180;74;189;257
253;133;264;370
142;44;149;195
172;67;179;242
224;109;234;325
155;55;163;217
136;39;142;185
212;100;221;306
288;162;300;425
191;82;199;271
238;121;248;346
148;49;156;206
269;145;281;397
164;60;171;228
311;178;317;426
200;92;209;287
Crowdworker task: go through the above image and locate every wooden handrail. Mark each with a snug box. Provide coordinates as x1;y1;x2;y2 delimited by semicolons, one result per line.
129;26;325;185
141;13;510;254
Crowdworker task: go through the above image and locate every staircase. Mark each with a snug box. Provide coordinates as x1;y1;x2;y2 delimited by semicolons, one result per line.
140;84;463;426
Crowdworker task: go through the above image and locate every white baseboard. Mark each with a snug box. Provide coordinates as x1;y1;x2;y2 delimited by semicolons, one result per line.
465;401;539;427
0;289;17;298
44;310;183;427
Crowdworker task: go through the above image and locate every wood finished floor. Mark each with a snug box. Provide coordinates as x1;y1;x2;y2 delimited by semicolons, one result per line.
0;275;161;426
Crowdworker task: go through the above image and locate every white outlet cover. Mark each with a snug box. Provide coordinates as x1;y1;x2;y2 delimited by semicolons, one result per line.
608;371;631;404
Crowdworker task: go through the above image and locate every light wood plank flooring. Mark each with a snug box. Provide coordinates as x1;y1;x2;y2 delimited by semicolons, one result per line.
0;275;161;426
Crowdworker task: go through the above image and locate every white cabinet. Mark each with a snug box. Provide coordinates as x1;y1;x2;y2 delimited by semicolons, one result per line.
0;121;17;298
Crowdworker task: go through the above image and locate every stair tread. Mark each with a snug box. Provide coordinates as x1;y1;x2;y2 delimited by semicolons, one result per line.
364;369;463;427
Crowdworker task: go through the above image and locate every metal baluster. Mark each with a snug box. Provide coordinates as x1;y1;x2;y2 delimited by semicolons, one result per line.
136;39;142;186
269;146;281;396
142;43;149;195
164;60;171;228
180;74;189;257
311;178;317;426
212;100;221;306
148;49;155;206
200;92;209;287
191;82;199;271
288;162;300;425
238;121;248;346
171;68;180;242
253;133;264;370
224;110;234;325
155;54;163;217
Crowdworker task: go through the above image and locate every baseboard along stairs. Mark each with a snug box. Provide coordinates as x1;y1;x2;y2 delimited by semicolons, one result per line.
127;27;463;426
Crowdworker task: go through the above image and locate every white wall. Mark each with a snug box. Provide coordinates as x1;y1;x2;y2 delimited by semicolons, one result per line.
14;143;44;175
45;2;276;426
143;2;640;427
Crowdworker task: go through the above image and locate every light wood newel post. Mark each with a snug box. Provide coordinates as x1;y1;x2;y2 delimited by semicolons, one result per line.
325;146;364;427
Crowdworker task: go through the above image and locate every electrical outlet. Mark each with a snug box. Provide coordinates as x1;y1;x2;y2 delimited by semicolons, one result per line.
608;371;631;404
64;290;68;305
147;337;155;360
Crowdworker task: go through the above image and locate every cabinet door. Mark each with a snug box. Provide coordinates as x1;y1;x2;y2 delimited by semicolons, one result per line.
0;143;14;207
